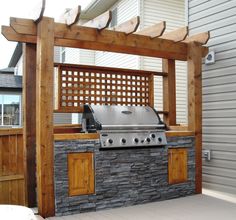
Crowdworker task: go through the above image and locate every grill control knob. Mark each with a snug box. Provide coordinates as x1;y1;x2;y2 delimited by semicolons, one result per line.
151;134;156;139
134;138;139;143
121;138;126;144
146;137;151;143
158;137;162;143
108;139;113;144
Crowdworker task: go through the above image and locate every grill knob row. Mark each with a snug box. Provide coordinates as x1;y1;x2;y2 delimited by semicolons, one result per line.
107;135;162;145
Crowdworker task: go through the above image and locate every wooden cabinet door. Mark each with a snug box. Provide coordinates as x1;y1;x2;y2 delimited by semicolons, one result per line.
68;152;95;196
168;148;188;184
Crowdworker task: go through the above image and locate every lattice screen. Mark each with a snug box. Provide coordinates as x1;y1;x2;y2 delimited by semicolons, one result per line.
56;65;154;112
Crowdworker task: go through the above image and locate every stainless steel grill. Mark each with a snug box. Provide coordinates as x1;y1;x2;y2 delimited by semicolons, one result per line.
82;105;167;148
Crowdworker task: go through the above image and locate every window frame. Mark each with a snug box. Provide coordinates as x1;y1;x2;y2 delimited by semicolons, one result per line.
0;92;22;127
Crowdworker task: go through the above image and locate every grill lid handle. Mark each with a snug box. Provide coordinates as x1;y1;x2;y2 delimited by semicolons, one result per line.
121;110;132;114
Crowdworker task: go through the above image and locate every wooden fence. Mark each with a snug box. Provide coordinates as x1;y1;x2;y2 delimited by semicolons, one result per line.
0;128;26;205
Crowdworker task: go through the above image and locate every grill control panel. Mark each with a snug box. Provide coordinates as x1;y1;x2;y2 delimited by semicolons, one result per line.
100;130;167;148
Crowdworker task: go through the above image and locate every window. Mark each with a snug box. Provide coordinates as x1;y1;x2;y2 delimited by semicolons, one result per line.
0;95;21;127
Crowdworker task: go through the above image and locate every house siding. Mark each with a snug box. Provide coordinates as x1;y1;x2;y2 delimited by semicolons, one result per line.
95;0;139;69
188;0;236;195
141;0;187;124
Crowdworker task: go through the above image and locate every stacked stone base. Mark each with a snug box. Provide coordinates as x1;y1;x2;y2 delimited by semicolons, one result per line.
54;136;195;216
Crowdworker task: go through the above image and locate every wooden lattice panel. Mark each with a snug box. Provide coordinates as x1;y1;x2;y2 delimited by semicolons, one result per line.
56;64;155;112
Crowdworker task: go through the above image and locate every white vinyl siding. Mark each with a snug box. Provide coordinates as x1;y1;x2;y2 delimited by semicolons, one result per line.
188;0;236;195
95;0;139;69
141;0;187;124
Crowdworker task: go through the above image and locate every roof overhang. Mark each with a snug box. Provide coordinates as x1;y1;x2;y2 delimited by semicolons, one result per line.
80;0;118;20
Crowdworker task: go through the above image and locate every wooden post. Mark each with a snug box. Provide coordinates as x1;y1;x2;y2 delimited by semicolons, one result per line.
162;59;176;126
23;43;37;207
36;17;55;217
148;73;154;108
187;42;202;194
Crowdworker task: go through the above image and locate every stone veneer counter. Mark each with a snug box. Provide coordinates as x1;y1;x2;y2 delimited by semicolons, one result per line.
54;136;195;216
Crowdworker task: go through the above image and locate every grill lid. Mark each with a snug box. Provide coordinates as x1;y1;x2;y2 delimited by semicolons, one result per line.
83;105;165;131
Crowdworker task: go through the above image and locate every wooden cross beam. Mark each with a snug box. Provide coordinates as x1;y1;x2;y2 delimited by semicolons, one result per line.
112;16;140;34
64;6;81;26
2;17;208;60
183;31;210;45
83;10;112;30
135;21;166;38
161;26;188;42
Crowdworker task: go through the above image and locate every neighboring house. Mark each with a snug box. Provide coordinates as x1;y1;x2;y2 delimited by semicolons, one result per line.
0;67;22;127
61;0;187;124
5;43;72;126
188;0;236;195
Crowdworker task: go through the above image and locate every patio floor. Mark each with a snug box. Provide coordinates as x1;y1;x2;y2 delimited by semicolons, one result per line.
47;194;236;220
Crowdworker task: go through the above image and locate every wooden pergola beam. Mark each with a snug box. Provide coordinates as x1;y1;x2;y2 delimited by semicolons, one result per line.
4;18;187;60
135;21;166;38
64;6;81;26
3;17;208;60
183;31;210;45
112;16;140;34
36;17;55;217
83;10;112;30
161;26;188;42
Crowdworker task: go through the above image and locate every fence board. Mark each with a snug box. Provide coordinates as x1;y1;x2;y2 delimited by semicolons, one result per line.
0;130;26;205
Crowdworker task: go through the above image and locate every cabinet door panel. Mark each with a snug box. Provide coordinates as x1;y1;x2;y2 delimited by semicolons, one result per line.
68;152;94;196
168;148;187;184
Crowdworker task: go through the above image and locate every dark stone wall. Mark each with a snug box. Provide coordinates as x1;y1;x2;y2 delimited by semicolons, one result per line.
54;136;195;216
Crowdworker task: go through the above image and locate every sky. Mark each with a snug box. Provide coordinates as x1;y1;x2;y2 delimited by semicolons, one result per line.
0;0;92;69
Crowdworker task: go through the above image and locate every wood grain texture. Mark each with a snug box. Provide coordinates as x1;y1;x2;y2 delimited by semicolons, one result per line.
0;128;22;135
83;10;112;30
162;59;176;126
183;32;210;45
6;18;188;60
168;148;188;184
36;17;55;217
68;153;95;196
54;133;99;141
161;26;188;42
166;131;194;137
56;64;156;112
112;16;140;34
3;18;209;60
187;42;203;194
0;134;26;205
135;21;166;38
23;43;37;207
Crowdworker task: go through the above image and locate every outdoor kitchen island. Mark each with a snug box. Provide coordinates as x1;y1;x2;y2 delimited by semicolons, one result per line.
54;129;195;216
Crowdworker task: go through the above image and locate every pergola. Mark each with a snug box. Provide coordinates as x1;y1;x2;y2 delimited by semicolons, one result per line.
1;2;209;218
